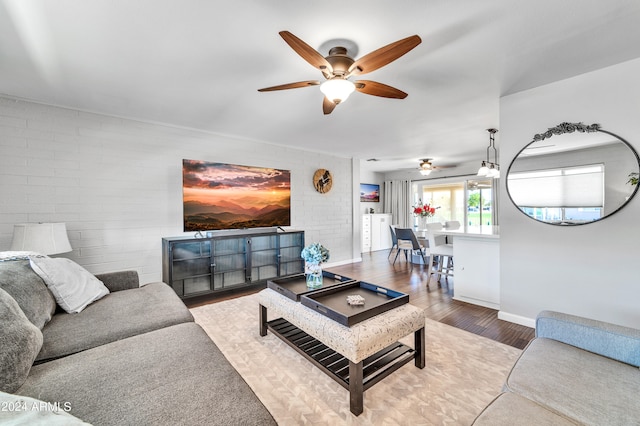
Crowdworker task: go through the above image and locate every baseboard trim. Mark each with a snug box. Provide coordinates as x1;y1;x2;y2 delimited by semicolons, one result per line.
325;257;361;268
453;296;499;311
498;311;536;329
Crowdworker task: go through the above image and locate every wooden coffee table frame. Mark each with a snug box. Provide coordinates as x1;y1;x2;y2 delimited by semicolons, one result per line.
260;305;425;416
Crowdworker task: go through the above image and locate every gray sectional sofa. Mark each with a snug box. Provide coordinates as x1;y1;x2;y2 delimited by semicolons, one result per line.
473;310;640;425
0;257;276;425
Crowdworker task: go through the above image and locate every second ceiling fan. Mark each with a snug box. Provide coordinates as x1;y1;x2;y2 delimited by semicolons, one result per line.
258;31;422;114
418;158;455;175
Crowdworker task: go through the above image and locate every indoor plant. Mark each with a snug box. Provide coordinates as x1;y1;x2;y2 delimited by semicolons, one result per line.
300;243;330;288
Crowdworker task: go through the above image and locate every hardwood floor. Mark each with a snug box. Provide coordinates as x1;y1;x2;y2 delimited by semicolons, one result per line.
330;250;535;349
187;249;535;350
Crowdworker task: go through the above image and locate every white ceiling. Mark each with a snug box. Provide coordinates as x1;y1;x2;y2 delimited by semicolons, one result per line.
2;0;640;172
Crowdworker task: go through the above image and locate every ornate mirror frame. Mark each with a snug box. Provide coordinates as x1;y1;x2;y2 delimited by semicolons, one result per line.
506;122;640;226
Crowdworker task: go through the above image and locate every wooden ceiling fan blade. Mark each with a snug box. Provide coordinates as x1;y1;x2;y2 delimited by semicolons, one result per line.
258;80;320;92
348;35;422;76
279;31;333;75
322;97;336;115
355;80;408;99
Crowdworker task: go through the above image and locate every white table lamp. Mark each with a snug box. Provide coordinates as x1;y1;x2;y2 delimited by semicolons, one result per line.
10;223;72;255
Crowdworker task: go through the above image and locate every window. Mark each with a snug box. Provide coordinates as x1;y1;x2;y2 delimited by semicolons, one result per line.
412;182;464;226
411;179;494;232
466;179;493;232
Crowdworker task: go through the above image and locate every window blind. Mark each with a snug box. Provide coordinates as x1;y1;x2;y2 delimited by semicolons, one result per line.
508;164;604;208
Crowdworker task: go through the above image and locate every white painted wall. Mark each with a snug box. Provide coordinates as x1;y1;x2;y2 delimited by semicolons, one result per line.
0;97;356;284
499;58;640;328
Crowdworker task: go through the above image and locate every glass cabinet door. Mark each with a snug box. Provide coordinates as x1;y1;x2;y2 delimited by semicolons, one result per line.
212;237;247;290
170;241;212;297
249;235;278;282
278;232;304;276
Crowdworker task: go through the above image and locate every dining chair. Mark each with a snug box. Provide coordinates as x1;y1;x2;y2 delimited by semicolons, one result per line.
426;231;454;284
425;222;447;246
388;225;399;259
392;227;413;264
425;222;443;231
393;228;429;270
444;220;461;244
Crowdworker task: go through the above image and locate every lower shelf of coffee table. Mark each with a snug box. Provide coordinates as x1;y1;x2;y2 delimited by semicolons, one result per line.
266;318;416;391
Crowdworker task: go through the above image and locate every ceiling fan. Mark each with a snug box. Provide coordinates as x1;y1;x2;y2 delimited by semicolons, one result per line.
258;31;422;114
418;158;454;176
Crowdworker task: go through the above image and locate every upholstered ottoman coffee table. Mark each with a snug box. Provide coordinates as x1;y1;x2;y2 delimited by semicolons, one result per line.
258;287;426;415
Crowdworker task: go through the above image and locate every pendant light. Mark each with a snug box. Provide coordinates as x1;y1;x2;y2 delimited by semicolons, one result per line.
477;128;499;178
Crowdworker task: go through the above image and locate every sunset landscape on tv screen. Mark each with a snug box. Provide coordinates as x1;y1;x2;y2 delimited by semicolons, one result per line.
182;160;291;231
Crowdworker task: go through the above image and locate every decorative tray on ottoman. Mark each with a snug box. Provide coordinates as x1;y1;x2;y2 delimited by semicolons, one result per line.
300;281;409;326
267;270;354;301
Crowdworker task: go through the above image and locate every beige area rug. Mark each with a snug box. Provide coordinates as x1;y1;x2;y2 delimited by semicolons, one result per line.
191;294;521;426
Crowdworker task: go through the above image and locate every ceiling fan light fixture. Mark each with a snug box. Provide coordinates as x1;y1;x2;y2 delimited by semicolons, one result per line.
419;159;433;176
320;78;355;104
258;32;421;114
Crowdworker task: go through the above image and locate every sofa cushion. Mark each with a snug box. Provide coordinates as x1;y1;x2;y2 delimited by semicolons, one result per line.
0;288;43;393
0;259;56;329
94;270;139;292
505;337;640;425
536;310;640;367
18;323;276;426
0;391;90;425
472;392;579;425
36;282;193;362
29;257;109;314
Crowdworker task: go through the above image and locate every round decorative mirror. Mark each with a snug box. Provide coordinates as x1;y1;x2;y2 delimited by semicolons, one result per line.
506;122;640;225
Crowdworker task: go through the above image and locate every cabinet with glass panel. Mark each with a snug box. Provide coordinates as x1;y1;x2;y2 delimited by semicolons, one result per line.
162;230;304;299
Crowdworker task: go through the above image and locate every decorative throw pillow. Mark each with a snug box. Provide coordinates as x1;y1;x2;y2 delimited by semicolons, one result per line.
0;259;57;330
28;257;109;314
0;288;43;393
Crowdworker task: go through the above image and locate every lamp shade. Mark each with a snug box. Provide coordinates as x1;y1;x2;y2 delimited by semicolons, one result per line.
477;161;489;176
320;78;355;104
10;223;72;255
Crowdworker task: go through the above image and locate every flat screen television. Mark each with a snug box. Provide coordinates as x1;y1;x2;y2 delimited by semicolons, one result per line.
182;159;291;231
360;183;380;202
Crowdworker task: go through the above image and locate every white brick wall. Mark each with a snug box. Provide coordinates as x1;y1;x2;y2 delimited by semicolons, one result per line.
0;96;356;283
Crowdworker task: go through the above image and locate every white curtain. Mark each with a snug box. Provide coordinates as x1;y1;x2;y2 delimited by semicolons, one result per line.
383;180;412;227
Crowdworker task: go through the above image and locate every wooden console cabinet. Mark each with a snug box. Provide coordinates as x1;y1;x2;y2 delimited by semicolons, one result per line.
162;229;304;299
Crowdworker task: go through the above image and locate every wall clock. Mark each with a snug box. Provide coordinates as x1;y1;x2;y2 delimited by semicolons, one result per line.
313;169;333;193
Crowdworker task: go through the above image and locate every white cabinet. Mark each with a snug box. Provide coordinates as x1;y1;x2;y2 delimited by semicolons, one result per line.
362;214;393;252
452;234;500;309
361;215;371;252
